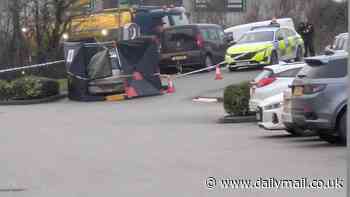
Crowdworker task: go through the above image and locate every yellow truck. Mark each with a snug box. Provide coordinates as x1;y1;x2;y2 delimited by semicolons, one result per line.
64;2;189;42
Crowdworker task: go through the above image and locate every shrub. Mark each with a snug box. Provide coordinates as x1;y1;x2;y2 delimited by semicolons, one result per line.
223;81;251;116
11;76;59;100
0;80;13;100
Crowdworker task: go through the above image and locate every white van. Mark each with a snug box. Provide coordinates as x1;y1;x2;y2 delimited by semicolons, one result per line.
224;18;296;42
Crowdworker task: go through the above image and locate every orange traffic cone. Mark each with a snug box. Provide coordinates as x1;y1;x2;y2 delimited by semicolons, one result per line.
167;78;176;94
126;86;138;98
215;65;223;80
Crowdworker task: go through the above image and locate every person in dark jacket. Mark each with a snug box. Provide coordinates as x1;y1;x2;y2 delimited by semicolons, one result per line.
297;22;306;38
302;22;315;57
151;17;166;41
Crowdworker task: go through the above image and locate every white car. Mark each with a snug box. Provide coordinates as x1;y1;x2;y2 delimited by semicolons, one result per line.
224;18;296;42
256;93;284;130
325;32;348;54
249;62;306;112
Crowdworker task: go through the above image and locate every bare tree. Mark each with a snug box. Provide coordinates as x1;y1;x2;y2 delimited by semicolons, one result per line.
0;0;84;66
7;0;32;66
28;0;83;62
244;0;260;23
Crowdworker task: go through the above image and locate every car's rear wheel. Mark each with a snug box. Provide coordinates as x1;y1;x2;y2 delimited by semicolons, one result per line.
319;133;338;144
338;112;347;145
269;51;279;65
295;46;303;62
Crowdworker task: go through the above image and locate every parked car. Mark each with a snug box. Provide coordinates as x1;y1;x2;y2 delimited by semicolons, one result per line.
159;24;229;73
225;26;304;71
249;62;305;112
290;54;348;144
224;18;296;43
256;92;285;130
325;33;348;54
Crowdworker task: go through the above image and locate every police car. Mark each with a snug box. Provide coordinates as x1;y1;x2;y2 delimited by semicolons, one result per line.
225;26;304;71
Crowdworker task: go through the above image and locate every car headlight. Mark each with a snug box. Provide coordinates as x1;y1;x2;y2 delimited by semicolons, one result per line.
264;102;282;110
62;33;69;40
101;29;109;37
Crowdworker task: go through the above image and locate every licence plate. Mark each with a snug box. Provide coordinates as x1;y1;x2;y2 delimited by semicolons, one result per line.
293;87;303;96
172;56;187;61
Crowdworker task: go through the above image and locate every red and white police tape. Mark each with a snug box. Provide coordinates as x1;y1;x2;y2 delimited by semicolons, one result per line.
0;60;65;74
0;59;227;82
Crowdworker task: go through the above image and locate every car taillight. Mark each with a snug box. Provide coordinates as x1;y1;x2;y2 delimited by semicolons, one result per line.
303;84;327;94
257;77;276;88
196;34;204;48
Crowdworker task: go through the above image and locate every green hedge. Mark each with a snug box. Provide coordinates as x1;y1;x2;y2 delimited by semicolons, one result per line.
223;81;251;116
0;80;13;100
0;76;59;101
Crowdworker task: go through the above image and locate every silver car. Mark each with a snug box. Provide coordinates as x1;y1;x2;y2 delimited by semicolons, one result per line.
290;54;348;144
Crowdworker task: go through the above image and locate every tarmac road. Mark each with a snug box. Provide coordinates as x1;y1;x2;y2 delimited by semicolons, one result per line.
0;69;346;197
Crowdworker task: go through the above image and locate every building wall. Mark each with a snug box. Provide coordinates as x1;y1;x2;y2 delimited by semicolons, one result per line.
183;0;308;27
184;0;264;26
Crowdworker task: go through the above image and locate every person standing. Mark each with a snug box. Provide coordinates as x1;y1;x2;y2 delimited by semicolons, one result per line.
297;22;306;39
151;18;166;42
303;22;315;57
297;22;307;53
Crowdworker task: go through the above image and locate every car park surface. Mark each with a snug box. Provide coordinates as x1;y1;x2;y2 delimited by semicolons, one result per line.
0;69;346;197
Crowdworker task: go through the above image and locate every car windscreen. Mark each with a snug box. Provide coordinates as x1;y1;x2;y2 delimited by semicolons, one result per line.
237;31;274;44
298;58;348;79
170;13;189;26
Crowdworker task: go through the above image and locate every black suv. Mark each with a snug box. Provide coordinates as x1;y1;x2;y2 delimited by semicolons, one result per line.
290;54;348;145
160;24;229;73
